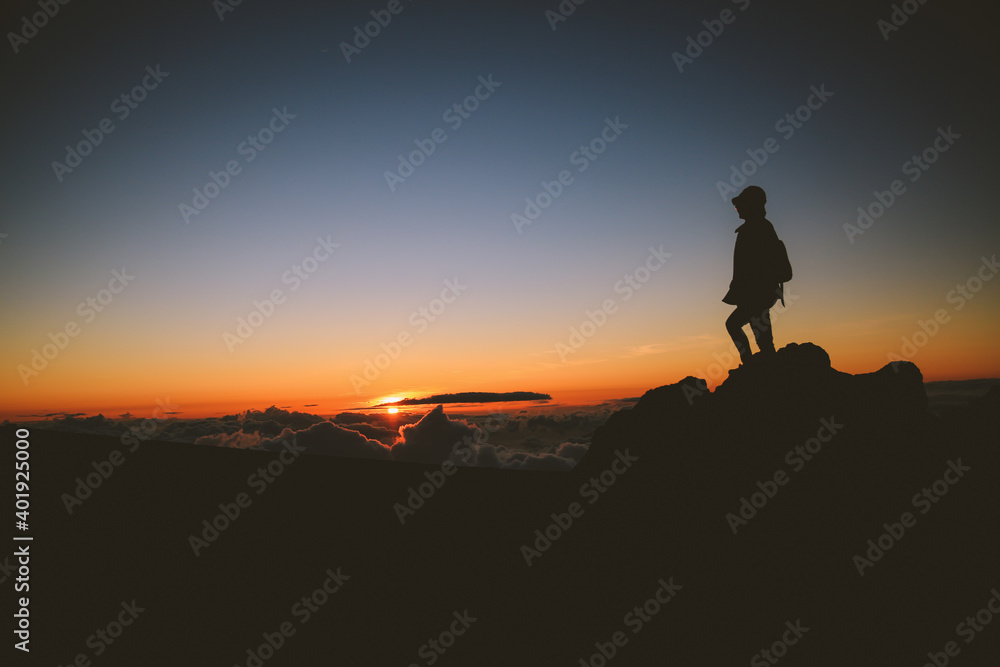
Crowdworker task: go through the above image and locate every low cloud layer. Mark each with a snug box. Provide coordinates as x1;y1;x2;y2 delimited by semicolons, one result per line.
258;421;392;460
391;405;587;470
28;404;591;469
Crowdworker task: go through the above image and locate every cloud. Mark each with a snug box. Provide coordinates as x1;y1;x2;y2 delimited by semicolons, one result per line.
391;405;479;464
196;430;263;449
621;343;669;358
389;405;585;469
496;449;574;470
161;418;239;443
333;412;377;425
517;436;549;451
553;441;589;462
523;411;606;432
241;419;286;438
31;402;587;470
495;442;589;470
509;412;608;448
244;405;325;431
42;414;118;436
259;421;392;460
335;421;398;445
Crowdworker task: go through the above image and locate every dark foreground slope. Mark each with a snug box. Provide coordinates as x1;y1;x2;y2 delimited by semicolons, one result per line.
4;343;999;666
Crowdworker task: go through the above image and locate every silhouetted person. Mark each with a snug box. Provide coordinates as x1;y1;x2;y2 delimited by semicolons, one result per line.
723;186;783;365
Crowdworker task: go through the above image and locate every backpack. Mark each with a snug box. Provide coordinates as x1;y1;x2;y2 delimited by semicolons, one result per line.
773;238;792;284
772;237;792;305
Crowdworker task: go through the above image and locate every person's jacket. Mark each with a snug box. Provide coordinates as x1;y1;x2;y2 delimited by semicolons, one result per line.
722;217;780;306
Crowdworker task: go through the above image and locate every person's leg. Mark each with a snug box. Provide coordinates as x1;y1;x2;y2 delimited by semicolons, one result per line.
750;306;774;354
748;296;777;354
726;307;753;364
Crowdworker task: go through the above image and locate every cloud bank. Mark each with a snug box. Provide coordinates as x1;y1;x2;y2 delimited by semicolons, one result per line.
28;404;590;469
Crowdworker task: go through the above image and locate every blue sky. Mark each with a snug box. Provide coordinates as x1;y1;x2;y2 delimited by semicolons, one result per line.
2;0;998;417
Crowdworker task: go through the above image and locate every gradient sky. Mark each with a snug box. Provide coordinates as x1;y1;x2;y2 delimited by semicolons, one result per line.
2;0;998;419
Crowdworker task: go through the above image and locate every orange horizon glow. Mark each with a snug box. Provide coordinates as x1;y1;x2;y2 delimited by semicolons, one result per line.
376;396;404;405
4;339;998;423
4;271;999;422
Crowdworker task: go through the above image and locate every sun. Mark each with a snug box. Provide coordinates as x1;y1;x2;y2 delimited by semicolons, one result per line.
375;396;404;414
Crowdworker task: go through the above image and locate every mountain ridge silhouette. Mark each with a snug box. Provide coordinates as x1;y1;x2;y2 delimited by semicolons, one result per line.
5;341;998;664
